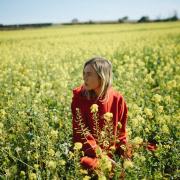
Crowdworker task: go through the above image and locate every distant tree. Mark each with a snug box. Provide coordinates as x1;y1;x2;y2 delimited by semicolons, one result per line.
138;16;150;23
154;15;161;22
118;18;123;23
122;16;128;21
72;18;78;24
162;11;178;22
118;16;129;23
169;10;178;21
154;11;178;22
88;20;94;24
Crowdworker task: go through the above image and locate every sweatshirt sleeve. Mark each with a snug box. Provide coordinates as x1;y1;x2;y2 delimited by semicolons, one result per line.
71;90;97;157
71;90;90;144
71;94;82;144
116;96;128;146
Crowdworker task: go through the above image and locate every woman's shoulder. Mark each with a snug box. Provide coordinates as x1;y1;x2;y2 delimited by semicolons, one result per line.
110;87;128;104
110;87;124;99
72;84;85;98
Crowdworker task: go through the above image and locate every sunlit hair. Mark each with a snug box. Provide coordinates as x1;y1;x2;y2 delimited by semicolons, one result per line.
83;57;113;101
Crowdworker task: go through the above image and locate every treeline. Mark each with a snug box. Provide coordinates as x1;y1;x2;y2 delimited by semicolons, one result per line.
137;13;179;23
0;23;52;30
0;12;179;30
67;13;179;25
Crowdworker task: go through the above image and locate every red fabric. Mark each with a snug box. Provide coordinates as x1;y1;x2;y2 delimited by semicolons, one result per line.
71;84;128;157
80;156;99;169
146;142;157;151
85;134;97;150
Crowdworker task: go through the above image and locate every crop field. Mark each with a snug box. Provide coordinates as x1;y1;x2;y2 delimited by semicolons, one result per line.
0;22;179;179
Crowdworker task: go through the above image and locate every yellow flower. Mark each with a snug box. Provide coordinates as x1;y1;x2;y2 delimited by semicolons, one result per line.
22;86;30;94
145;128;149;133
123;160;134;169
131;117;139;128
90;104;98;113
50;130;58;139
0;109;6;119
145;73;155;84
32;152;39;159
127;127;132;137
48;149;55;156
132;104;142;114
68;151;74;159
103;140;109;147
157;105;164;113
103;112;113;122
133;153;145;162
59;160;66;166
33;164;39;170
164;95;171;102
15;147;22;152
55;151;61;158
133;152;139;158
59;120;63;128
83;176;91;180
47;160;56;169
152;94;162;103
74;142;83;150
132;137;143;145
144;108;153;119
80;169;88;174
29;172;37;180
167;80;176;90
118;122;122;129
110;145;116;152
157;116;165;124
139;155;146;162
100;131;105;138
120;144;126;151
154;172;163;179
20;171;25;176
163;145;170;149
99;175;107;180
162;125;169;134
99;154;112;172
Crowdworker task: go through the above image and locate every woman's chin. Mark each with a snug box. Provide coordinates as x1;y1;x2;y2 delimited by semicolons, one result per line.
84;86;90;90
84;85;91;91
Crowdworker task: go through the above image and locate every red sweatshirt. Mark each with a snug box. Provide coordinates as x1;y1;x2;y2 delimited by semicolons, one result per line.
71;84;128;157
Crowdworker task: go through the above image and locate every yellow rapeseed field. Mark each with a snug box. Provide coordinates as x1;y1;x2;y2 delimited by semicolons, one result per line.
0;22;179;179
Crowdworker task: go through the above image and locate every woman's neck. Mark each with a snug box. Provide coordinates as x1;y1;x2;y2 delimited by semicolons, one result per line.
94;87;101;97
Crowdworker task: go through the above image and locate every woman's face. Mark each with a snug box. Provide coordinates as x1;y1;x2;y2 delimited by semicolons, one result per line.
83;64;101;93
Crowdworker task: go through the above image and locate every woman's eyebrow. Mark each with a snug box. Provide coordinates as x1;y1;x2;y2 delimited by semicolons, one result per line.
83;71;92;74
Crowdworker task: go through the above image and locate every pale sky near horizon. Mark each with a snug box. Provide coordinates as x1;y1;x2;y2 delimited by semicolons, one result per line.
0;0;180;25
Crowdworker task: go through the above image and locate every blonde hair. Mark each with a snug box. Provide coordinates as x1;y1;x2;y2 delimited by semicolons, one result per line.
83;57;113;101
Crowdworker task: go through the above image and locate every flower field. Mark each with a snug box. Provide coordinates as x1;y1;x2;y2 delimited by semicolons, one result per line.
0;22;179;179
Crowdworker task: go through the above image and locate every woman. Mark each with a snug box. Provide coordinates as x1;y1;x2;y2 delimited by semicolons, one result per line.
71;57;129;170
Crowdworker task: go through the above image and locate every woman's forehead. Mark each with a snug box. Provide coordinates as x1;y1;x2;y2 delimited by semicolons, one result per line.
83;64;95;73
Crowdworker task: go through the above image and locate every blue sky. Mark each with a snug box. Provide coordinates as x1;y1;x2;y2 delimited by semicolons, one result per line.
0;0;180;25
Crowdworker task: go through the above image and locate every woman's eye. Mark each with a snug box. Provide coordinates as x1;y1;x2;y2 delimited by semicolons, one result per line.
84;73;91;77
